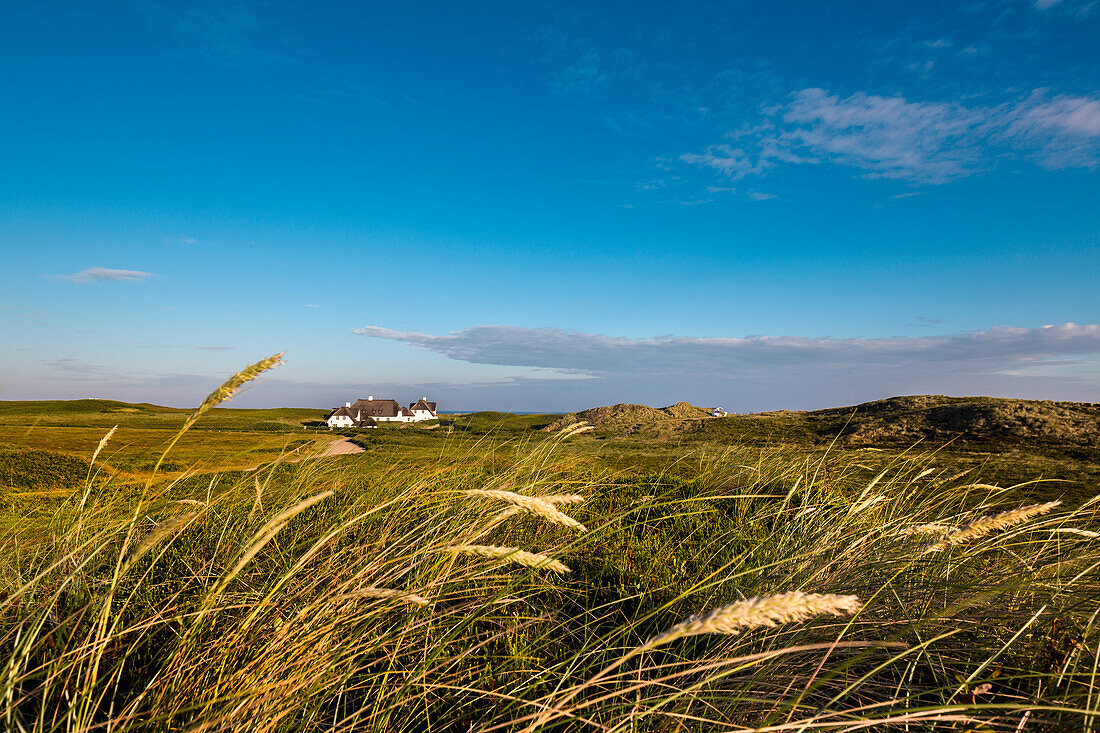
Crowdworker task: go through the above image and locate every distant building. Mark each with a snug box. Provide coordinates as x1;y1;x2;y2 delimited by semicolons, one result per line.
711;407;728;417
409;398;438;421
324;396;438;428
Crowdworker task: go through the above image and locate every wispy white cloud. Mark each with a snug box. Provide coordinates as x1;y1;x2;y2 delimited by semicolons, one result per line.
999;91;1100;167
683;88;1100;185
774;88;986;182
680;144;767;180
56;267;154;283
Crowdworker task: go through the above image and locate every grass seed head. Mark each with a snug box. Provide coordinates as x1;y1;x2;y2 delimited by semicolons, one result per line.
644;591;863;649
926;500;1062;552
1047;527;1100;538
556;420;590;437
196;352;285;414
91;424;118;464
463;488;588;532
453;544;570;574
540;494;586;505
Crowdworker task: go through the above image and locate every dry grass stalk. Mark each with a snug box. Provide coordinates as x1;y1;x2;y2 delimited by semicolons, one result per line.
79;424;121;513
1078;494;1100;509
899;522;956;536
1046;527;1100;539
202;490;334;611
122;513;197;572
250;475;264;521
463;489;588;532
195;352;285;415
491;495;585;524
556;420;589;437
926;500;1062;552
453;544;570;574
491;506;522;523
540;494;586;505
91;425;118;464
929;469;975;489
851;494;886;514
150;353;285;478
643;591;863;650
341;587;431;606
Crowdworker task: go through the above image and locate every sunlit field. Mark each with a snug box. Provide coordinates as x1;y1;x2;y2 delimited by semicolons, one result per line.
2;357;1099;731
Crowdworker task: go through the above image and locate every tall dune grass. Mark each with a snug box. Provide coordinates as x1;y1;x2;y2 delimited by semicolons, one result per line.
3;363;1100;730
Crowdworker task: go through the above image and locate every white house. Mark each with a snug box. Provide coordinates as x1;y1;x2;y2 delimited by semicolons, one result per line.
711;407;728;417
325;396;438;428
325;405;365;428
409;398;438;421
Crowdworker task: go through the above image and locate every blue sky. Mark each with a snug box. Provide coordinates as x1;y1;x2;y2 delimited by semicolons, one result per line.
2;0;1098;412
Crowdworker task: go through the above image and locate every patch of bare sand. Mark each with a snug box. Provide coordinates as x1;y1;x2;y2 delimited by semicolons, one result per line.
317;438;365;457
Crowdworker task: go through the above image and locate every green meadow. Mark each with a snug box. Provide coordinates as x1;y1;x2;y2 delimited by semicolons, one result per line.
2;362;1100;730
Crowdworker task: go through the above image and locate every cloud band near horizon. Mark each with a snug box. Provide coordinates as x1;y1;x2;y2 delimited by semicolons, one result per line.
353;323;1100;382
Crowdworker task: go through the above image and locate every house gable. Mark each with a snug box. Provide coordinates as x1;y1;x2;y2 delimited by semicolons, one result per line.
410;398;437;414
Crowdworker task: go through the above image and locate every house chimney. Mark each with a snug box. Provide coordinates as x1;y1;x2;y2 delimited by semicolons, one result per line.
345;402;351;408
368;395;374;401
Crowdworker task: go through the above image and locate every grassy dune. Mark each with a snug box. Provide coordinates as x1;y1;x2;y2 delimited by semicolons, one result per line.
0;399;331;501
3;361;1100;730
0;400;321;432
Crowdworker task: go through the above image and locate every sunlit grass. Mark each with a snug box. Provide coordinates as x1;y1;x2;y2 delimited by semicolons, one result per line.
2;360;1099;731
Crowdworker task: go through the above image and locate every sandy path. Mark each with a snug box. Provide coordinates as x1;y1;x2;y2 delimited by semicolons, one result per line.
317;437;365;457
245;437;362;471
